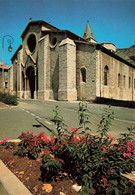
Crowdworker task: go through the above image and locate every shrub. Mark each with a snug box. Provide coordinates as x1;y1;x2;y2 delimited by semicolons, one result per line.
14;102;135;194
46;103;135;194
14;131;49;159
0;92;18;105
41;153;64;181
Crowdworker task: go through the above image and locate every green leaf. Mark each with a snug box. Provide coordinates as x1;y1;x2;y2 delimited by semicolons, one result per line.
114;187;119;195
110;180;118;186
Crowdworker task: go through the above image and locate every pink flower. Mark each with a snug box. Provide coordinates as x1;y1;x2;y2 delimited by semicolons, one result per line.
50;136;55;145
42;136;47;142
126;153;132;157
30;131;33;134
127;146;132;152
123;153;127;157
128;141;135;146
39;132;44;137
0;139;8;145
107;134;115;141
132;150;135;156
123;152;132;158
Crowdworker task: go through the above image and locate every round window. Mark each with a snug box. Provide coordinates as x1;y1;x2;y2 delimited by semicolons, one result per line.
27;34;36;53
52;37;57;46
50;37;57;47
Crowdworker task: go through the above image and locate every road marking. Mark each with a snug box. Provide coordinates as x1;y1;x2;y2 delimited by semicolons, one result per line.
31;113;35;116
21;108;55;126
36;116;41;120
44;120;52;125
114;118;135;124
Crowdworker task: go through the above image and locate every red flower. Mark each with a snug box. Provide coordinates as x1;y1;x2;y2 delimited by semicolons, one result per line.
110;170;114;175
39;132;44;137
58;159;63;162
42;136;47;142
69;128;77;134
107;134;115;141
102;176;108;186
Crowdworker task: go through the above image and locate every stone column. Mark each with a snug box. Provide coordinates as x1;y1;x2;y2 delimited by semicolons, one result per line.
58;38;77;101
34;66;37;99
17;63;21;98
38;35;51;100
24;74;27;99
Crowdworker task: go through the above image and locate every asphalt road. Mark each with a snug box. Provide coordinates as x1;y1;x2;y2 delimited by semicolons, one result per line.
0;99;135;140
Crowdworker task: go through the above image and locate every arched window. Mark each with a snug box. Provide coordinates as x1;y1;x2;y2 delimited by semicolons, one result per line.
80;68;86;82
104;65;109;86
118;73;120;88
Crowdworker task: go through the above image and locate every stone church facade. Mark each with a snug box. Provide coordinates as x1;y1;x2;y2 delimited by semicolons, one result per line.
9;20;135;101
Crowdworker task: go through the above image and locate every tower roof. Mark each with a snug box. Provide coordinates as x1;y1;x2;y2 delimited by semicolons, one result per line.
83;21;94;40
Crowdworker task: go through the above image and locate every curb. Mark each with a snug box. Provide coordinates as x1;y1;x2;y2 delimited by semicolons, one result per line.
0;160;32;195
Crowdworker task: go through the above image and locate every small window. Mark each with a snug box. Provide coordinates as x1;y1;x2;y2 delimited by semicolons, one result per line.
104;65;109;86
129;77;131;88
5;82;8;88
80;68;86;82
123;75;126;88
5;72;8;79
118;73;120;88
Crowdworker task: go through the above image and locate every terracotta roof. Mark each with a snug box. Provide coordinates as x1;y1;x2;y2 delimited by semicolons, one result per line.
0;66;8;70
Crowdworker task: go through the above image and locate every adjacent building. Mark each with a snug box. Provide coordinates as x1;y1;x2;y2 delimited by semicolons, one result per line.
9;20;135;101
0;61;8;93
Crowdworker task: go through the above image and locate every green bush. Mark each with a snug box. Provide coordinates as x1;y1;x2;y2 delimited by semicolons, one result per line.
0;92;18;105
13;102;135;194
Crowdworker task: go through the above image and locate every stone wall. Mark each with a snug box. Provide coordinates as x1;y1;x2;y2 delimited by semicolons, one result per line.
76;42;97;100
96;50;135;101
58;38;77;101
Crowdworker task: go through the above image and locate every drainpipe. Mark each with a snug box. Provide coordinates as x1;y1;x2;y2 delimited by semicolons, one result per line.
132;69;133;101
24;74;27;99
99;50;102;99
34;66;37;99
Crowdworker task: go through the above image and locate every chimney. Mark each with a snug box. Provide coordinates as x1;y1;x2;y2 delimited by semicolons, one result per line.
30;17;32;22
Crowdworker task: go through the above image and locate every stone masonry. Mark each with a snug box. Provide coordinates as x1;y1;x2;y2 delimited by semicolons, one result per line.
9;20;135;102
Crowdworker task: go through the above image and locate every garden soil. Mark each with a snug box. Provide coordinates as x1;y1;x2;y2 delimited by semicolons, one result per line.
0;145;77;195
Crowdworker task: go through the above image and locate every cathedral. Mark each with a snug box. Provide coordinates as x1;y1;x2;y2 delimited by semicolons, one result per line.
9;19;135;101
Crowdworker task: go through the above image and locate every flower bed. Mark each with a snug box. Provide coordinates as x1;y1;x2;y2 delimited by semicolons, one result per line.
0;102;135;194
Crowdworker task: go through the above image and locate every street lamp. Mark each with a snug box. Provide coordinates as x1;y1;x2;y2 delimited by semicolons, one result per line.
2;35;14;93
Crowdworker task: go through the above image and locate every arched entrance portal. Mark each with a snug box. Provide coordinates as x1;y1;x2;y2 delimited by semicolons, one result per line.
26;66;35;99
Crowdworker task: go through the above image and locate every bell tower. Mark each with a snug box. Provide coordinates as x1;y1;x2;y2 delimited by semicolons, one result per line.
83;21;97;44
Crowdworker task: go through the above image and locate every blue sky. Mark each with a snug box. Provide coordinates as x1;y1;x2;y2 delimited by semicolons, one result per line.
0;0;135;66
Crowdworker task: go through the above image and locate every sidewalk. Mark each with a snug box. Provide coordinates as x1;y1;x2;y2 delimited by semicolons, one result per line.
0;102;8;108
